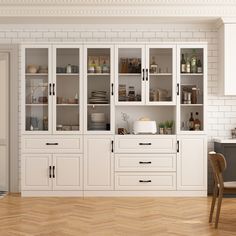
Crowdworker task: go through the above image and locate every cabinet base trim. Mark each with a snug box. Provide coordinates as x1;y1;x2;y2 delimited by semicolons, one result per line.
21;190;207;197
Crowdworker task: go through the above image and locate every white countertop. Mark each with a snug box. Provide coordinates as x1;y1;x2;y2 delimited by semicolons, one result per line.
214;138;236;143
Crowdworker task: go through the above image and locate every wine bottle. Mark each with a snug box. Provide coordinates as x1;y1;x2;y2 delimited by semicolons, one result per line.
189;112;194;131
191;49;197;73
186;57;191;73
181;54;186;73
197;59;203;73
194;112;201;130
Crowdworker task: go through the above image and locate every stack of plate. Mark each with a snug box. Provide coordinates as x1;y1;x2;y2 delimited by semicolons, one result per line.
90;113;106;130
89;91;108;104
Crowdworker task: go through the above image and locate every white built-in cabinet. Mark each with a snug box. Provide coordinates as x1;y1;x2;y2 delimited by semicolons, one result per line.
22;154;83;191
84;135;114;190
219;23;236;95
21;43;207;197
177;135;207;191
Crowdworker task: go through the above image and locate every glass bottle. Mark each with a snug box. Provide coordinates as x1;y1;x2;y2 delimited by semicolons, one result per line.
186;57;191;73
181;54;186;73
194;112;201;130
189;112;194;130
191;49;197;73
197;59;203;73
150;56;158;74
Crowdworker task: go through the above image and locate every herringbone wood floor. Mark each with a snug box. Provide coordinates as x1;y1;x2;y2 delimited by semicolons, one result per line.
0;194;236;236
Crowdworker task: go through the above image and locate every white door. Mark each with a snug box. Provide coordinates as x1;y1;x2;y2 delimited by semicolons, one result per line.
177;135;207;190
53;154;83;190
22;154;52;191
84;135;114;190
0;53;9;191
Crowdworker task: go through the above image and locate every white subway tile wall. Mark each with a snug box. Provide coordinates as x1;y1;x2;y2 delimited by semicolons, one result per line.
0;23;228;190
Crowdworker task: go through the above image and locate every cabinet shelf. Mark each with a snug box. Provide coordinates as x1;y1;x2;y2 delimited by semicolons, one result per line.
25;73;48;76
180;73;203;76
57;104;79;106
87;104;110;106
181;104;203;107
87;73;110;76
119;73;141;76
26;103;48;106
150;73;172;76
56;73;79;76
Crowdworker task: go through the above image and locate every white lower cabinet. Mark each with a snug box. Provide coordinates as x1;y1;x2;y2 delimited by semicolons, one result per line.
22;154;83;191
177;135;207;191
84;135;114;190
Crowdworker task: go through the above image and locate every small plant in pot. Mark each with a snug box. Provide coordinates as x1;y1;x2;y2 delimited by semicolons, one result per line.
159;122;165;134
165;120;174;134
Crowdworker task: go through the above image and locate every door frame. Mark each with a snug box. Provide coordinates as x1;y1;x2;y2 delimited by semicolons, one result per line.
0;44;19;193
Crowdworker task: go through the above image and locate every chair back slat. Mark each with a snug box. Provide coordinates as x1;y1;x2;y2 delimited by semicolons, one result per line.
209;153;226;188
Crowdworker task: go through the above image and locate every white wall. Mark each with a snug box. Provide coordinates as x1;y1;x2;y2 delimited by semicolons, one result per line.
0;23;228;190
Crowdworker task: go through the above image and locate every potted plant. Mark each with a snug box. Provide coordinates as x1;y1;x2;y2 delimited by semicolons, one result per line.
165;120;174;134
159;122;165;134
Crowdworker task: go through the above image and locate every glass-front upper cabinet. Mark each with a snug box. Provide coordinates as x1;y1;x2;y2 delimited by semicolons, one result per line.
115;45;145;105
146;45;176;105
52;46;82;134
23;45;51;133
177;44;207;134
84;45;114;134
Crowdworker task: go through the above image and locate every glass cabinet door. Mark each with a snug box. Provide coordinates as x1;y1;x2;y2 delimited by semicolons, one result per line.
53;46;81;133
146;45;176;105
115;45;145;105
85;45;114;133
24;46;51;133
177;45;206;134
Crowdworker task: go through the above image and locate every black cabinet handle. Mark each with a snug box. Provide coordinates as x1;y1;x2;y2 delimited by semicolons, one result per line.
111;140;114;153
53;166;55;178
146;68;148;81
139;180;152;183
46;142;58;145
49;166;52;178
53;83;55;95
139;143;152;146
142;68;145;81
139;161;152;164
49;83;52;96
177;140;179;153
177;83;180;95
111;83;114;96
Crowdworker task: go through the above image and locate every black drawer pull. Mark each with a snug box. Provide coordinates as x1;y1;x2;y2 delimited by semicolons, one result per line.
49;166;52;178
53;83;55;96
49;83;52;96
142;68;145;81
139;143;152;145
46;143;58;145
139;180;152;183
111;83;114;96
146;68;148;81
139;161;152;164
53;166;55;178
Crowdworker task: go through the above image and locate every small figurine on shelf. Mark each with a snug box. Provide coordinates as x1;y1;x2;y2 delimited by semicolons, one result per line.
121;112;130;134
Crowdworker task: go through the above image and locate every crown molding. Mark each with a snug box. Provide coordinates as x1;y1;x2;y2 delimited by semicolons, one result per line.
0;1;235;21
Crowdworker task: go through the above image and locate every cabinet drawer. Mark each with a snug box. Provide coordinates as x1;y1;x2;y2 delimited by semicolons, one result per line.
22;136;83;153
115;154;176;172
115;135;176;153
115;172;176;190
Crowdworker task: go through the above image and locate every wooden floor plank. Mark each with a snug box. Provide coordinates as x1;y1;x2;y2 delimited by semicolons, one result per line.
0;194;236;235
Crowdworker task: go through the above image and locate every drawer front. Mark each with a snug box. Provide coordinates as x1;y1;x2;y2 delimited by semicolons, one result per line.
115;135;176;153
115;172;176;190
115;154;176;172
22;136;83;153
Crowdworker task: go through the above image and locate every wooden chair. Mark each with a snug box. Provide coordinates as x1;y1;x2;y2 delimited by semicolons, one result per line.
209;152;236;228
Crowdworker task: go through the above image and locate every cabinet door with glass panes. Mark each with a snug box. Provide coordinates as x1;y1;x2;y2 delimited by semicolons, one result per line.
52;45;82;134
84;45;114;134
115;45;145;105
22;45;52;134
146;45;176;105
177;44;207;134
